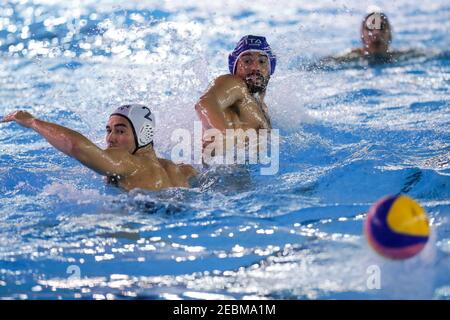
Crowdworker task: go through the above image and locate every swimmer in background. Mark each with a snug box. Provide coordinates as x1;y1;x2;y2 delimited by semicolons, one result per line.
1;104;197;191
195;35;276;153
318;9;426;67
337;11;393;63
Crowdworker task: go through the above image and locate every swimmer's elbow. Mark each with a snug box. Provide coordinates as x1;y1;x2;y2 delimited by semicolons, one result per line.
195;97;210;112
195;101;202;112
195;100;211;121
54;135;78;156
196;96;220;117
69;140;84;158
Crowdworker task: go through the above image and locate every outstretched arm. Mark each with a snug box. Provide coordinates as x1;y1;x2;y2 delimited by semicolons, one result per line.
1;110;133;176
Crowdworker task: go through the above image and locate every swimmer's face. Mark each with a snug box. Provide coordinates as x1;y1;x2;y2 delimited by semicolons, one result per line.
361;13;392;53
235;52;270;94
106;115;136;153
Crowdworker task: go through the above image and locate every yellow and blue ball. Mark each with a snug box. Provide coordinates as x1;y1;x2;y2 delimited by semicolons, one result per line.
364;195;430;260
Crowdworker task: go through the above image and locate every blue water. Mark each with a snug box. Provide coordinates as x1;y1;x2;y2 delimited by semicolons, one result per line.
0;0;449;300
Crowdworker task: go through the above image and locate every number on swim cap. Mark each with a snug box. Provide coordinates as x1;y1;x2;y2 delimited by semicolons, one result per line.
366;13;383;30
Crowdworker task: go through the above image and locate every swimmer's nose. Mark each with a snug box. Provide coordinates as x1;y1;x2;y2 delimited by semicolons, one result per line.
106;132;116;146
250;60;261;73
243;59;261;74
369;29;383;38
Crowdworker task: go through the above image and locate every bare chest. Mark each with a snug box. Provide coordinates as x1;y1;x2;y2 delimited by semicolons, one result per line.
228;98;271;129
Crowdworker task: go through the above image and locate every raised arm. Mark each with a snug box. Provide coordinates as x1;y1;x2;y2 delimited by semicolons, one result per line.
195;75;269;133
1;110;133;176
195;75;248;132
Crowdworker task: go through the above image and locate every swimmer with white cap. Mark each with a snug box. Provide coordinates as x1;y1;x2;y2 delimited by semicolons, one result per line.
195;35;276;152
315;7;394;67
318;7;425;66
1;105;197;191
352;9;393;59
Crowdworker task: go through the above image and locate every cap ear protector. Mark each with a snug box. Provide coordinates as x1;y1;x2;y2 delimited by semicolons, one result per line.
228;35;277;75
110;104;155;154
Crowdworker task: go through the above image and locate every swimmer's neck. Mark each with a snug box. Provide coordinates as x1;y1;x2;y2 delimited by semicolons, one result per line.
252;91;266;103
362;44;390;56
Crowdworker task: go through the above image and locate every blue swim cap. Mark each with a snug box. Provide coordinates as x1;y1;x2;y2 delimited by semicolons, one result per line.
228;35;276;75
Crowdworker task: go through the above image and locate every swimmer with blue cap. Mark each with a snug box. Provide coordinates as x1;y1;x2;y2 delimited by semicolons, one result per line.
195;35;276;151
1;105;197;191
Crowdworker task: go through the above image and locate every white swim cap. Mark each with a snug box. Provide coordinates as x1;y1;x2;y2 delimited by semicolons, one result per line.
110;104;155;153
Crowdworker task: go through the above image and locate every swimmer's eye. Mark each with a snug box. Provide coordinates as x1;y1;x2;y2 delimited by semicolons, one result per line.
258;58;268;64
241;57;268;66
106;129;112;134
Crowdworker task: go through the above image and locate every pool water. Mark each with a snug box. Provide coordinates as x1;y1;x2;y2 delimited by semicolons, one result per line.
0;0;449;299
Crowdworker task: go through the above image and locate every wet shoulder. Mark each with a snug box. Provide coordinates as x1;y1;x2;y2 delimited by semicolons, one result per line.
104;147;135;164
312;49;363;70
132;153;168;176
213;74;246;90
201;74;247;102
334;48;363;62
156;158;171;172
158;158;197;187
178;163;198;180
389;49;428;61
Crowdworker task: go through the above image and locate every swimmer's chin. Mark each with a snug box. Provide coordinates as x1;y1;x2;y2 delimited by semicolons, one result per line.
106;145;123;150
246;79;263;87
245;75;264;84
